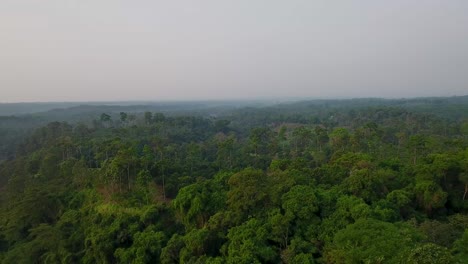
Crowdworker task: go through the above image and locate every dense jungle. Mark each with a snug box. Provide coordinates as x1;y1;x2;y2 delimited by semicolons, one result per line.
1;97;468;263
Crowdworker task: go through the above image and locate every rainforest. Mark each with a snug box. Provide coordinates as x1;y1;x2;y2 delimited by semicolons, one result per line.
1;97;468;263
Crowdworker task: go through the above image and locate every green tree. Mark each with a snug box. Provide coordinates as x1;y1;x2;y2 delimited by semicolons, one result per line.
406;243;453;264
414;180;447;215
144;112;153;125
114;230;165;264
227;169;268;222
453;229;468;263
329;127;350;152
225;218;278;264
119;112;128;123
325;218;422;264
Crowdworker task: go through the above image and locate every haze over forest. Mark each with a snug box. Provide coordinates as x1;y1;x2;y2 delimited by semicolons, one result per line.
3;2;468;263
2;0;468;102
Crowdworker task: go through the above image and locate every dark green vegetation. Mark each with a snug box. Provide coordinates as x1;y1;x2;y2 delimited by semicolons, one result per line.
1;96;468;263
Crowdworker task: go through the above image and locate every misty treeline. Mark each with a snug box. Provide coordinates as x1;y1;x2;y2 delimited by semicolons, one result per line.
1;99;468;263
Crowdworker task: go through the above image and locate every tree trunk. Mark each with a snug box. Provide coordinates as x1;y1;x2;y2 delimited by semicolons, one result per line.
162;172;166;201
127;164;130;191
463;184;468;201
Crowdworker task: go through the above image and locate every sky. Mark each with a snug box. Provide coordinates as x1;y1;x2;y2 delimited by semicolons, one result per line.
1;1;468;102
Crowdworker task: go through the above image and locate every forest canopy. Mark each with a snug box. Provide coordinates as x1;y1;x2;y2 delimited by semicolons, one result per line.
1;97;468;263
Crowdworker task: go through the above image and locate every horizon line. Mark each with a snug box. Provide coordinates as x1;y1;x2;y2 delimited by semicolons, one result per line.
1;94;467;104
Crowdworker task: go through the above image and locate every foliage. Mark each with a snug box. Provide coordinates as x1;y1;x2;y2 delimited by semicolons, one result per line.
1;98;468;263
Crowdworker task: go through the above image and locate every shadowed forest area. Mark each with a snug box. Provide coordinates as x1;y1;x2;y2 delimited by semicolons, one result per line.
1;97;468;263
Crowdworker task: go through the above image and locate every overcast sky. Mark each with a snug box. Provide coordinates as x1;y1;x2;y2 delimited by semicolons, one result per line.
1;1;467;102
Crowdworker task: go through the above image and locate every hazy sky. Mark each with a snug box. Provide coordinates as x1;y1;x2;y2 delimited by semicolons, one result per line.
1;1;467;102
